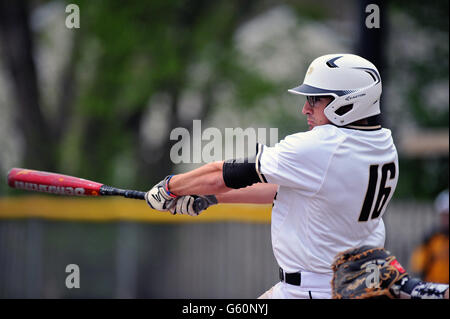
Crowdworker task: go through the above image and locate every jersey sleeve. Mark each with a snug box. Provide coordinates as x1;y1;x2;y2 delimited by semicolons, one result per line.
256;131;337;195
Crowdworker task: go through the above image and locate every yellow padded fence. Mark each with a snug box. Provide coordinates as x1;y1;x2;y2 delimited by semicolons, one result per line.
0;196;272;223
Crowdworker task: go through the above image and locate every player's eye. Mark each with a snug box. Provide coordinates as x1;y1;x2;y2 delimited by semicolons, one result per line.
306;96;321;107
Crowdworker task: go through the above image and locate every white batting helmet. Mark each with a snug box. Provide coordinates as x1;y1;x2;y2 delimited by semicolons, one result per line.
288;54;382;126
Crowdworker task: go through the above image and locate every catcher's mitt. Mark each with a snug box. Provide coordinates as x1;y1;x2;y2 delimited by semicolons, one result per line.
331;246;409;299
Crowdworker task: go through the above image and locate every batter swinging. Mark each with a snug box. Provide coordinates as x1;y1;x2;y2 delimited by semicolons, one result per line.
145;54;399;299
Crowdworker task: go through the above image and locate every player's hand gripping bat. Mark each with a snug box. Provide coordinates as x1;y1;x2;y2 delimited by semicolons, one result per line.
7;168;208;214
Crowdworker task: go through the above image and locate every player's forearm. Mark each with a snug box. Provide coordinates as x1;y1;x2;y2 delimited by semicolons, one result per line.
168;161;230;196
216;183;278;204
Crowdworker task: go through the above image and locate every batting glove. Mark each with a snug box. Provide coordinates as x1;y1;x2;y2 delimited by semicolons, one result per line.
145;175;178;211
169;195;218;216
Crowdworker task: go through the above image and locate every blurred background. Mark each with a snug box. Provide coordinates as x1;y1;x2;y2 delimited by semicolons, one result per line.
0;0;448;298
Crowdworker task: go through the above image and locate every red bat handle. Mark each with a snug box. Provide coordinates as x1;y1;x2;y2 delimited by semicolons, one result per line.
7;168;103;196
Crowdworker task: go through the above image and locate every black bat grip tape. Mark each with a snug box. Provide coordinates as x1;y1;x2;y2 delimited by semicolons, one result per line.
99;185;146;200
123;190;146;200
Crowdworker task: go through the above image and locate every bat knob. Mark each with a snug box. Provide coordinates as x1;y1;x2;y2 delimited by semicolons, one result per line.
193;195;218;214
193;197;206;214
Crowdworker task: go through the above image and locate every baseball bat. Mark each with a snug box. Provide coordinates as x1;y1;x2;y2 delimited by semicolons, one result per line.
7;168;206;213
7;168;146;199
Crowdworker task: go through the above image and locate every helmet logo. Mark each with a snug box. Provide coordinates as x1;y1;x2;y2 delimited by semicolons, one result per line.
345;93;366;101
326;56;343;68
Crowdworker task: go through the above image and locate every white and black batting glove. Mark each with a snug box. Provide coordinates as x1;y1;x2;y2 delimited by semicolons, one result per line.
169;195;218;216
145;175;178;212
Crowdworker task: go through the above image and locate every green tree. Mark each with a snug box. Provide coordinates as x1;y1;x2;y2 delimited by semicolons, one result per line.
0;0;279;192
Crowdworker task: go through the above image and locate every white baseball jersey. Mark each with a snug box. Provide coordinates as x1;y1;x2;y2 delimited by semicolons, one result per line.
256;124;399;274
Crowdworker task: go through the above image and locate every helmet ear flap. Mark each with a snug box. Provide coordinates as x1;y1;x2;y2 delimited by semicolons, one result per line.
334;104;353;116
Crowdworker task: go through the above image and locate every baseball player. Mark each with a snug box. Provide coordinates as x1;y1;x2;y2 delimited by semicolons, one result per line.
145;54;399;299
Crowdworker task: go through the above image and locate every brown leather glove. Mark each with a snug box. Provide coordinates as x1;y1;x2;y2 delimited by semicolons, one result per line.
331;246;409;299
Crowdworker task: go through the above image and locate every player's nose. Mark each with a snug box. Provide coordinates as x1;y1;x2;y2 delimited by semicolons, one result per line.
302;101;312;115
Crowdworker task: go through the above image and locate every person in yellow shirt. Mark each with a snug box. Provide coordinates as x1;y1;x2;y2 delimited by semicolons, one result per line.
410;190;449;284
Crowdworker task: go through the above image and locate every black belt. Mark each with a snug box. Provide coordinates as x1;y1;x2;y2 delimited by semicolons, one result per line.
279;267;301;286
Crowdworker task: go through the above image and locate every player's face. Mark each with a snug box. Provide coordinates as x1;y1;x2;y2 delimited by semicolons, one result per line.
302;96;333;130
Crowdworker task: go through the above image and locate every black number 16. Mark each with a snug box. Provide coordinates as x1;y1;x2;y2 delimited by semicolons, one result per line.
358;162;396;222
